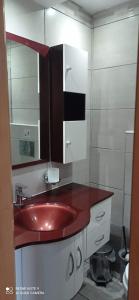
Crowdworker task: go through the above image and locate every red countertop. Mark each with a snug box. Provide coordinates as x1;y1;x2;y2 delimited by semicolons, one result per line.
14;183;113;249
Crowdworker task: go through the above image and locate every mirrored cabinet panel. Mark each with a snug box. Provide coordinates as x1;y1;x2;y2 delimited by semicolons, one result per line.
6;33;50;168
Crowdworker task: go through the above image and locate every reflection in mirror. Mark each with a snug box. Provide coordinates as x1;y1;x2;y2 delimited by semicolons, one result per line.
7;39;40;165
6;34;50;168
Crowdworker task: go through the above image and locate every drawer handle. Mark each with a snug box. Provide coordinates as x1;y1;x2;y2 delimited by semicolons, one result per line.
95;234;105;245
95;211;105;222
76;246;82;270
68;252;74;277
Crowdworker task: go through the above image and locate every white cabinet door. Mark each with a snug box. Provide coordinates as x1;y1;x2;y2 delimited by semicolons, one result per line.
63;120;87;163
22;245;46;300
15;249;22;300
63;44;88;94
86;221;111;259
74;232;84;296
22;237;75;300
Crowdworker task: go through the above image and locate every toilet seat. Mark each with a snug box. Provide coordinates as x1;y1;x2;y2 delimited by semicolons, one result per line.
123;263;129;294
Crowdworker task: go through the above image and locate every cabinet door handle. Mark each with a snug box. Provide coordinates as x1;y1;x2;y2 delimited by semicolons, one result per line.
66;66;72;71
95;234;105;245
95;211;106;222
68;252;74;277
76;246;82;270
66;140;71;146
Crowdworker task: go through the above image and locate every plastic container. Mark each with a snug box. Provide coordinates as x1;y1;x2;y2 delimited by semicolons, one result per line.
89;243;116;285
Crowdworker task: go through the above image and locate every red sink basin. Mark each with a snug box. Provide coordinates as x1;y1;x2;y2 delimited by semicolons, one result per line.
15;203;77;232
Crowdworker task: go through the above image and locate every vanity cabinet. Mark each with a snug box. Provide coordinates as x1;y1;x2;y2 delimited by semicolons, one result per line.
15;232;84;300
50;44;88;163
85;197;112;259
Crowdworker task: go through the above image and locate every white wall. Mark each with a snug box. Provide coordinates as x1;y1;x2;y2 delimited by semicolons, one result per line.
4;0;92;200
5;0;45;43
90;8;138;237
124;132;134;236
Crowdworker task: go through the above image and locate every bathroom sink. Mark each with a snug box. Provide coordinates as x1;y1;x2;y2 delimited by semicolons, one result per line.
15;203;77;232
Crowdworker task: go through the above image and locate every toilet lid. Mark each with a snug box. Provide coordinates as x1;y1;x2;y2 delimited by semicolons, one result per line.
123;263;129;292
125;264;129;286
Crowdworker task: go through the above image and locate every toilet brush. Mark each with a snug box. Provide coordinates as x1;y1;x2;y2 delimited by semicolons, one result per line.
123;226;127;256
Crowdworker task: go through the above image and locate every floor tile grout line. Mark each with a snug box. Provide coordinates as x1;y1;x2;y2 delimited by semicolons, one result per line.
78;291;90;300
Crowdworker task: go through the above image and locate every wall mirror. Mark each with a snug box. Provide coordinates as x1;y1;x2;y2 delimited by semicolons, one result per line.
6;32;50;169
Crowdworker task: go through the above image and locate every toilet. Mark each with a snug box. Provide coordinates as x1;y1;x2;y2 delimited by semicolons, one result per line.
123;263;129;296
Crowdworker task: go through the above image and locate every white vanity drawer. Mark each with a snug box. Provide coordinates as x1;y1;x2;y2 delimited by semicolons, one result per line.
86;221;110;259
89;197;112;229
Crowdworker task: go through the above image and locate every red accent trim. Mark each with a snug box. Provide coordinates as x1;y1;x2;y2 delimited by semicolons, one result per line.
6;32;49;57
12;160;47;170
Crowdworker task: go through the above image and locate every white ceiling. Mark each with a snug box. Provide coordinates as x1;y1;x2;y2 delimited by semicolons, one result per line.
21;0;139;15
33;0;65;8
71;0;139;15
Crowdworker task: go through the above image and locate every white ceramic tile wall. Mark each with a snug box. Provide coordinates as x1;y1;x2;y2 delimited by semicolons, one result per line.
125;153;133;195
72;109;90;186
93;3;139;28
92;64;137;109
86;110;91;148
90;10;138;237
12;108;40;125
11;46;38;78
90;148;125;190
123;132;134;235
12;77;39;109
123;194;132;234
72;158;90;186
93;16;138;69
72;148;90;186
12;163;72;203
91;109;134;151
10;124;38;140
86;70;92;109
7;43;39;125
45;8;92;68
5;0;45;43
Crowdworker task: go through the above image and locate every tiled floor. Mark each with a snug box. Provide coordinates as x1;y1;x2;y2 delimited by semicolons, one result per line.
73;277;126;300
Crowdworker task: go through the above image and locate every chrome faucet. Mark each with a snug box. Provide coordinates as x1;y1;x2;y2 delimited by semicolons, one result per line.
14;184;31;207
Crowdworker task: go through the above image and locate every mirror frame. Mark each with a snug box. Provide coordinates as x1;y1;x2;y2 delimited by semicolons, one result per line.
6;32;50;169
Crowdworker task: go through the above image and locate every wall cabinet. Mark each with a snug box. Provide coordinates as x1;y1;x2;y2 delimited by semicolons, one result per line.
50;44;88;163
63;44;88;94
63;120;87;163
15;232;84;300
